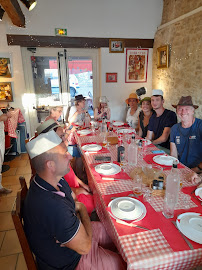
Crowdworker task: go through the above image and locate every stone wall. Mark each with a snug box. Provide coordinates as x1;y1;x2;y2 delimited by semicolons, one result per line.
152;1;202;118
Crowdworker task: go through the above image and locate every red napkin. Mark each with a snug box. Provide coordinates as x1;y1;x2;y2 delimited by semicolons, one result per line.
90;162;131;183
81;143;110;154
144;154;185;170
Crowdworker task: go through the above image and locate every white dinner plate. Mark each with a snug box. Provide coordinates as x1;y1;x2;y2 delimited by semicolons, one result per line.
77;129;92;135
95;163;121;175
108;197;147;221
113;121;124;127
81;144;102;152
195;187;202;202
118;128;134;134
153;155;179;166
176;212;202;244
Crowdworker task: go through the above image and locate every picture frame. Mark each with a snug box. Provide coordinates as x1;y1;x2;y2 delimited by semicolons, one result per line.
106;73;117;83
109;39;125;53
0;55;12;78
157;45;169;69
125;49;149;83
0;82;13;101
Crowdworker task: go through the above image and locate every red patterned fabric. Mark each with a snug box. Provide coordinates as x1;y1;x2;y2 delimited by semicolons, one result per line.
4;109;25;138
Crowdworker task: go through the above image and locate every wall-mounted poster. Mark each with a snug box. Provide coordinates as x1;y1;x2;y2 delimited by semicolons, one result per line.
0;82;13;101
0;57;12;78
125;49;149;83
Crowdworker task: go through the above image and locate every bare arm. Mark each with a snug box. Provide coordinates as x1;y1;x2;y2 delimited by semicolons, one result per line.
170;142;178;158
191;162;202;174
0;114;8;122
152;127;171;145
63;202;92;254
106;108;111;120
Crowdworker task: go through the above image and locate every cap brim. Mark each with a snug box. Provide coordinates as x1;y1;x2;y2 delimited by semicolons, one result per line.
172;104;198;109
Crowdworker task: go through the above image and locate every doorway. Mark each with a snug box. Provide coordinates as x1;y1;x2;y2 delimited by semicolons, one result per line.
22;47;99;136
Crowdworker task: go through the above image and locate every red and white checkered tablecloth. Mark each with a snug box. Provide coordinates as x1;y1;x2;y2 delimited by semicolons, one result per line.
4;108;25;138
74;130;202;270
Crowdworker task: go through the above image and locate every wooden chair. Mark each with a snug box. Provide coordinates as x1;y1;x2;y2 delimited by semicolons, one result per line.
12;176;38;270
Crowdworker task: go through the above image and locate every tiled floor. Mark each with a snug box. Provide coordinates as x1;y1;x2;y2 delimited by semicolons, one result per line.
0;153;31;270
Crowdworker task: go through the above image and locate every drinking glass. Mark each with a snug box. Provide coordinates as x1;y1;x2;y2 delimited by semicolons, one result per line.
120;150;127;172
102;135;108;148
132;175;142;196
162;194;176;218
108;122;113;135
143;187;153;203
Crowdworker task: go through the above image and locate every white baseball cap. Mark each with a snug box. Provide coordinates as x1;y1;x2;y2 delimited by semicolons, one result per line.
26;130;62;159
152;89;164;96
36;119;60;135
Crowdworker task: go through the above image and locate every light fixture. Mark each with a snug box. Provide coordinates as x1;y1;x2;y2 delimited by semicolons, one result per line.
20;0;37;11
136;87;146;100
0;6;5;21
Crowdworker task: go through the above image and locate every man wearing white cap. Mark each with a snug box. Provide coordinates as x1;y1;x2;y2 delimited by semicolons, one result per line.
24;131;125;270
146;89;177;149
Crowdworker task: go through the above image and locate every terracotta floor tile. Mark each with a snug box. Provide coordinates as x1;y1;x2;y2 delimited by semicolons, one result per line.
11;155;22;161
20;154;29;160
9;160;28;168
0;212;14;231
0;254;18;270
0;197;16;213
2;168;17;177
2;176;20;186
16;166;31;175
0;231;5;248
0;230;22;257
16;253;28;270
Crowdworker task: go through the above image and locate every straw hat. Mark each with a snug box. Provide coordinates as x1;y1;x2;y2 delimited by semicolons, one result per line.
125;93;139;104
36;119;60;135
26;130;62;159
99;96;108;103
172;96;198;109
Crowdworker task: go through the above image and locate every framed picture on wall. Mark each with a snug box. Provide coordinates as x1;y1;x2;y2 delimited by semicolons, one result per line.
0;82;13;101
157;45;169;68
106;73;117;82
125;49;149;83
0;55;12;78
109;39;125;53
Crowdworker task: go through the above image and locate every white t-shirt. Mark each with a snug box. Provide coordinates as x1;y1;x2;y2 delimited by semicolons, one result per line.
126;107;141;129
68;106;85;126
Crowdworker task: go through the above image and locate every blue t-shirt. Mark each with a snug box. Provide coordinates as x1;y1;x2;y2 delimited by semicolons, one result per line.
148;109;177;149
23;175;81;270
170;118;202;168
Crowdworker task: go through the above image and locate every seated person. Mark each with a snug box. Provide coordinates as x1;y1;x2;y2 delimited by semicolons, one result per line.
94;96;111;121
146;89;177;149
125;93;141;131
170;96;202;172
68;95;89;126
45;105;64;123
24;131;126;270
0;110;12;194
36;119;94;215
137;97;153;138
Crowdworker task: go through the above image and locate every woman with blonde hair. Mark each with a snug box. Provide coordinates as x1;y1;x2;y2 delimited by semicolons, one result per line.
94;96;111;121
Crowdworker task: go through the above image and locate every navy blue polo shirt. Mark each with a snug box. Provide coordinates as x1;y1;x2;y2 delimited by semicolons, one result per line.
148;109;177;149
23;175;81;270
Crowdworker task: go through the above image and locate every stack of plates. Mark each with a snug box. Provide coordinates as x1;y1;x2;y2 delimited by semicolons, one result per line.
176;212;202;244
195;187;202;201
153;155;179;166
77;129;92;135
118;128;134;133
113;121;124;127
95;163;121;175
81;144;102;152
108;197;146;221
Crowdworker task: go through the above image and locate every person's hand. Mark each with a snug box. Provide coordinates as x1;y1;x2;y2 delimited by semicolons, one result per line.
81;183;91;193
190;172;202;185
75;187;90;196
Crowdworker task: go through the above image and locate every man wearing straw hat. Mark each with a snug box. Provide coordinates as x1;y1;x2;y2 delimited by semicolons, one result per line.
170;96;202;172
24;131;125;270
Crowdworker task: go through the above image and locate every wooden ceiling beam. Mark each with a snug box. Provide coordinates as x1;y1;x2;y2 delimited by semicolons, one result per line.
0;0;25;27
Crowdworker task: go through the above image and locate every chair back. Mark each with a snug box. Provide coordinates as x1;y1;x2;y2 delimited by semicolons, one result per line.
12;177;38;270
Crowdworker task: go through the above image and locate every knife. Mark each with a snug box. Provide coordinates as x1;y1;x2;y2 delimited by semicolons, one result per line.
171;221;194;250
116;219;150;230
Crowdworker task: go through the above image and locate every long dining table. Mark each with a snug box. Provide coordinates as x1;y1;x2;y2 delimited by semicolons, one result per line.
74;128;202;270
